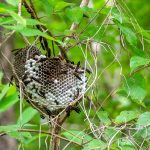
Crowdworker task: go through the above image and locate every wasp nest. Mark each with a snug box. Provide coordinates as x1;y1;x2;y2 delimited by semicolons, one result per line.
13;46;87;115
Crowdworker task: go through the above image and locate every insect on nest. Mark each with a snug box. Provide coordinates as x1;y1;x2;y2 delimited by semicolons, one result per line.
13;45;87;116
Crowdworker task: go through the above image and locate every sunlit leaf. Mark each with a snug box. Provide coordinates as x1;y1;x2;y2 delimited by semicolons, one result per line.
3;25;56;41
0;84;9;101
83;139;106;150
82;6;96;18
0;124;32;143
0;124;37;133
118;138;136;150
55;1;72;11
5;0;19;6
130;56;150;72
7;11;26;26
104;127;122;140
135;126;150;140
17;107;38;125
124;74;146;103
111;7;129;24
25;19;45;26
0;3;16;13
62;130;93;145
66;7;83;24
3;24;24;30
8;131;32;143
19;28;56;41
0;125;19;132
0;92;18;112
136;112;150;128
25;134;47;144
0;17;15;25
96;111;111;125
118;24;137;46
115;111;138;124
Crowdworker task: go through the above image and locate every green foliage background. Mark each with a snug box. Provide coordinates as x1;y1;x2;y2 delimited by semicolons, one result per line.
0;0;150;149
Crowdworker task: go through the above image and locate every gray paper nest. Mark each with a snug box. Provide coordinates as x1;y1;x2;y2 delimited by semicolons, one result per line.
13;45;87;116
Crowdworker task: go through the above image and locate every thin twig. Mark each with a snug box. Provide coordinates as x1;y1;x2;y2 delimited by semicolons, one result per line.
79;0;110;36
0;129;82;147
18;0;22;16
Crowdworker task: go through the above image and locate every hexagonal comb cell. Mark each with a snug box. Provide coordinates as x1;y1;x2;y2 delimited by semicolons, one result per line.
13;46;86;115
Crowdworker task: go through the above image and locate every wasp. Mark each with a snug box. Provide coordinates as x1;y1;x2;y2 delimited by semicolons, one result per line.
65;105;81;116
58;69;68;76
38;90;46;99
30;76;43;84
8;75;14;86
54;100;59;105
66;63;75;69
72;61;83;81
36;57;47;63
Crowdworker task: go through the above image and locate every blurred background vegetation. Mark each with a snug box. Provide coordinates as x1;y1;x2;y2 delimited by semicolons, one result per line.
0;0;150;149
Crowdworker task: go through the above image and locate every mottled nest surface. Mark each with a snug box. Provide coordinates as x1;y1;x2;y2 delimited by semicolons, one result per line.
13;46;87;116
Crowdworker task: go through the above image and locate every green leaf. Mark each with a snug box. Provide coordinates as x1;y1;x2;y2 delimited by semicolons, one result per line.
130;56;150;72
0;92;18;112
82;24;104;40
111;7;129;24
55;1;72;11
83;139;107;150
0;124;32;143
119;25;137;46
115;111;138;124
3;24;24;30
118;138;136;149
8;131;32;144
17;107;37;126
96;111;111;125
24;134;47;144
0;125;19;132
6;0;19;6
104;127;122;141
7;11;26;26
140;29;150;42
66;7;83;24
136;112;150;128
124;74;146;103
0;3;16;13
25;19;45;26
111;7;123;23
82;6;96;18
42;0;54;16
62;130;93;145
3;25;56;41
0;84;9;101
0;124;36;132
0;17;15;25
120;146;136;150
19;28;56;41
135;126;150;140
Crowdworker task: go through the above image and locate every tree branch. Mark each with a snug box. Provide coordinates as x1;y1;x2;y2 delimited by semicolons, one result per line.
22;0;68;60
0;128;82;147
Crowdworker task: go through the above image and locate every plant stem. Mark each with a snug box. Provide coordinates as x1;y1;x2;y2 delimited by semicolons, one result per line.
50;117;61;150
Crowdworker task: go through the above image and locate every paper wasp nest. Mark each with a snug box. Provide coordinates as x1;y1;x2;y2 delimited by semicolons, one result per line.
13;46;86;115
